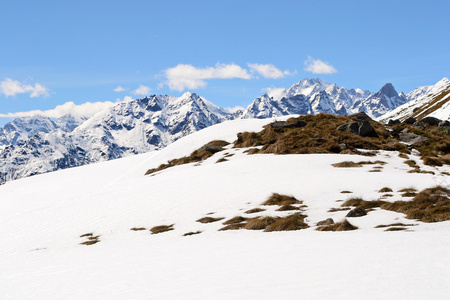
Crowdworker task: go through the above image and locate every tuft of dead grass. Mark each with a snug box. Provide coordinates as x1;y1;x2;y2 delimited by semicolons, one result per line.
316;219;358;231
219;223;246;231
223;216;247;225
145;140;229;175
196;217;225;224
384;227;408;231
130;227;146;231
244;208;265;214
183;231;202;236
340;190;353;194
262;193;302;206
244;216;277;230
264;213;309;232
378;187;393;193
375;223;416;228
332;161;362;168
80;233;93;238
150;224;174;234
276;204;301;211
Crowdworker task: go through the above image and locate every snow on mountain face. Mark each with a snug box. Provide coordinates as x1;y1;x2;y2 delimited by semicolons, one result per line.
241;78;402;119
0;93;232;183
351;83;408;118
378;78;450;123
0;116;58;146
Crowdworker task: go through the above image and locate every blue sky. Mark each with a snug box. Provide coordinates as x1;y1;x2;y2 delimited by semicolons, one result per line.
1;0;449;125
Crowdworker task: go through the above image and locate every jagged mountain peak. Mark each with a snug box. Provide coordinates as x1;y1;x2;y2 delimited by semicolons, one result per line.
378;83;399;98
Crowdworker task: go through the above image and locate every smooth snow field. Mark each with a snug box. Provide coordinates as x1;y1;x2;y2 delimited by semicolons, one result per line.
1;117;449;299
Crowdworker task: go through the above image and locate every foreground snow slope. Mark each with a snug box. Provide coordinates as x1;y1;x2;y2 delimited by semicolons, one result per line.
1;117;450;299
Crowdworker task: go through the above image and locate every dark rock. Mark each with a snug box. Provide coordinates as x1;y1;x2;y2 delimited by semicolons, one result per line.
413;121;426;130
438;120;450;128
349;112;372;121
346;207;367;218
421;116;441;126
388;119;400;126
399;132;428;144
336;121;378;137
317;218;334;226
403;117;416;124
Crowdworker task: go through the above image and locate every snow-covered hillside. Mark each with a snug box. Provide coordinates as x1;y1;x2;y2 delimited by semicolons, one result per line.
1;116;449;299
378;78;450;122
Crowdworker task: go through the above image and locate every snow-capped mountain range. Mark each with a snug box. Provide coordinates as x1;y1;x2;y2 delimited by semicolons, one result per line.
0;77;447;183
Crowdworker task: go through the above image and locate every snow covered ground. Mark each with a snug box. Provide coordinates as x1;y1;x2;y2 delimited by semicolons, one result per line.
1;116;449;299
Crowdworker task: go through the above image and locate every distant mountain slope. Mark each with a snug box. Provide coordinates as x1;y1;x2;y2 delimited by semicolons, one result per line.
0;92;231;183
378;78;450;122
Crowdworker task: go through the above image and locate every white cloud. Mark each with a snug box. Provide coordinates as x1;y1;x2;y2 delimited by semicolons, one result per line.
304;56;337;74
0;78;49;98
262;87;287;100
0;101;115;119
113;86;126;92
164;63;251;92
248;63;294;79
132;85;151;95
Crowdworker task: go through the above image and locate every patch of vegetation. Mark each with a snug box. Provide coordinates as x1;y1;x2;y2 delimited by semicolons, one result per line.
80;233;93;238
378;187;393;193
375;223;416;228
145;140;229;175
332;161;362;168
80;234;100;246
340;190;353;194
223;216;247;225
244;216;277;230
262;193;302;206
276;204;301;211
219;223;246;231
264;213;309;232
183;231;202;236
233;114;396;155
342;186;450;223
398;153;409;159
216;158;228;163
130;227;146;231
196;217;225;223
150;224;174;234
398;187;417;193
244;208;265;214
316;219;358;231
328;207;351;212
384;227;408;231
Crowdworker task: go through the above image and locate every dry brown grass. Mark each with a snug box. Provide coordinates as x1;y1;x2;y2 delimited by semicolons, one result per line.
150;224;174;234
341;186;450;223
130;227;146;231
216;158;228;163
316;219;358;231
80;240;99;245
196;217;225;223
276;205;301;211
244;216;277;230
223;216;247;225
328;207;351;212
262;193;302;206
219;223;246;231
244;208;265;214
398;187;417;193
264;213;309;232
340;190;353;194
378;187;393;193
382;186;450;222
398;153;409;159
183;231;202;236
332;161;362;168
384;227;408;231
145;140;229;175
80;233;93;238
375;223;416;228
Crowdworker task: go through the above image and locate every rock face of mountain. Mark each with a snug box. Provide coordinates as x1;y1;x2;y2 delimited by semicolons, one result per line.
378;78;450;123
241;78;405;119
0;92;230;183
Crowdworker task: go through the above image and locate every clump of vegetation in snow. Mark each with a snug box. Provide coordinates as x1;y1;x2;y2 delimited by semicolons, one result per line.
145;140;229;175
80;233;100;245
150;224;174;234
316;219;358;231
196;217;225;223
342;186;450;223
